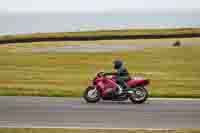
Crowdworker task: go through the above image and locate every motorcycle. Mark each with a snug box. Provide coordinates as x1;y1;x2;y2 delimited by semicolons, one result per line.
83;72;150;104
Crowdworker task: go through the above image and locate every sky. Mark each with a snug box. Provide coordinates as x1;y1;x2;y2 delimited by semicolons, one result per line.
0;0;199;12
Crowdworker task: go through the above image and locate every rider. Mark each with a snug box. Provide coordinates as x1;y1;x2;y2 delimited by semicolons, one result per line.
104;60;131;95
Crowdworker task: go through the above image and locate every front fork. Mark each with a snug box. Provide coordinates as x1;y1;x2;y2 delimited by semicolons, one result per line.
91;87;98;94
88;86;98;96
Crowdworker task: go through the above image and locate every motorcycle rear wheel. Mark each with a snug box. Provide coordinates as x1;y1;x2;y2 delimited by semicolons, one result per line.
129;87;148;104
83;86;101;103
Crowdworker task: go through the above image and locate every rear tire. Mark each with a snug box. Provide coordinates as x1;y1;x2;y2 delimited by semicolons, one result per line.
83;86;101;103
129;87;148;104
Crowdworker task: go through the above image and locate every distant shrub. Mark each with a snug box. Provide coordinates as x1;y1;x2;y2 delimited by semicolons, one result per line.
173;40;181;47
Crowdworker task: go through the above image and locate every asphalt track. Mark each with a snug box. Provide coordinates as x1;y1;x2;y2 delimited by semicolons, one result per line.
31;40;200;53
0;96;200;129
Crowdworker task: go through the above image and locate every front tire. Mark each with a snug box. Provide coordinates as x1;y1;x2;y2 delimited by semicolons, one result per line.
129;87;148;104
83;86;101;103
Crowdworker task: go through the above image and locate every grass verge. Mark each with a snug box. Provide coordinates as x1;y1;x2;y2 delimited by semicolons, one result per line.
0;128;200;133
0;40;200;98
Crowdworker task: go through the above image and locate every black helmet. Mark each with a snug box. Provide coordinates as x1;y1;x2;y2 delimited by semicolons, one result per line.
113;60;123;69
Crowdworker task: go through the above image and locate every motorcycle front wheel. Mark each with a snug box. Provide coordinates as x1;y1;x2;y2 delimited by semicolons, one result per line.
83;86;101;103
129;87;148;104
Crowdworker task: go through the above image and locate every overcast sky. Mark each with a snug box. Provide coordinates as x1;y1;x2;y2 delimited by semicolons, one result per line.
0;0;199;12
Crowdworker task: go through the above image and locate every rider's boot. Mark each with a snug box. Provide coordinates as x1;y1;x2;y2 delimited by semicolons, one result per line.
117;84;128;95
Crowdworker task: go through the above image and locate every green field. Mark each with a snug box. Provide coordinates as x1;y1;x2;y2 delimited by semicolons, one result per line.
0;28;200;43
0;38;200;98
0;128;200;133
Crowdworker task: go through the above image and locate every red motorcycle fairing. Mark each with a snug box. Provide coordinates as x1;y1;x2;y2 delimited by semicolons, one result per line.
96;78;118;97
127;79;150;87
